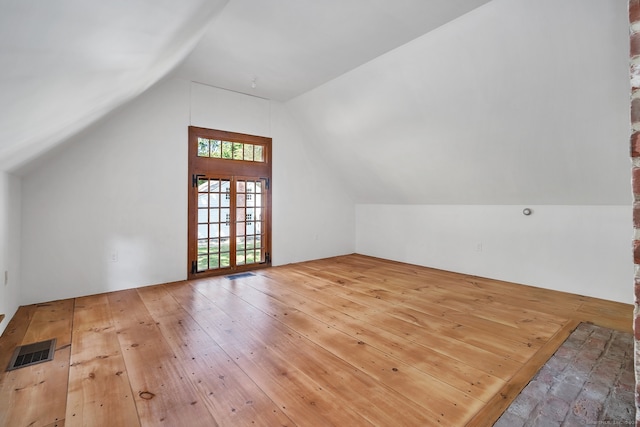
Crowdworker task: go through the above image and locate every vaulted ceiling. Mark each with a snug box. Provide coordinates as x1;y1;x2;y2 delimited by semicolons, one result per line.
0;0;490;172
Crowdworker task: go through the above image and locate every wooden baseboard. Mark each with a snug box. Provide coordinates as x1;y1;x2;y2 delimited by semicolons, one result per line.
465;319;581;426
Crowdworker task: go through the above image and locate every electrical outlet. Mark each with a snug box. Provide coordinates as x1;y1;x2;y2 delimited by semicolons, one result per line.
476;242;483;252
111;252;119;263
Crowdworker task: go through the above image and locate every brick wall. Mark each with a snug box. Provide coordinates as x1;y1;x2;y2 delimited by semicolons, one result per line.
631;1;640;424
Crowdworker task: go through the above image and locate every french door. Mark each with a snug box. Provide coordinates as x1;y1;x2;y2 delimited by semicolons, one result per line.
188;127;271;278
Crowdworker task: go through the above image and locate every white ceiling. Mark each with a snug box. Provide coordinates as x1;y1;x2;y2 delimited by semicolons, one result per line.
175;0;492;101
0;0;491;172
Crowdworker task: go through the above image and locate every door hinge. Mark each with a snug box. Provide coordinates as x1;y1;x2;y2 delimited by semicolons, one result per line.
192;174;206;187
265;252;271;263
264;178;270;190
191;260;197;275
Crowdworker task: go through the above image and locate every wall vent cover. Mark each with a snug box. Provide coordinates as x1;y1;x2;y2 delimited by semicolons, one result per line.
7;339;56;371
226;272;255;280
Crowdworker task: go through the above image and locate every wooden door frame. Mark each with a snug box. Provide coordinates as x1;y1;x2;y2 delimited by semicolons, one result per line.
187;126;272;279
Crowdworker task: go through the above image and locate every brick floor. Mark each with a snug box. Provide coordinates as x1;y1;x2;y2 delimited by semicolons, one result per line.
494;323;635;427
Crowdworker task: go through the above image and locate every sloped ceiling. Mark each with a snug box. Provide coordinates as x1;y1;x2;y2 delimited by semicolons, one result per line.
0;0;229;172
1;0;490;172
175;0;492;101
288;0;631;205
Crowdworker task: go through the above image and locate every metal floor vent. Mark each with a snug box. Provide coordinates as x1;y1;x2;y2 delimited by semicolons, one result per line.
7;339;56;371
226;272;255;280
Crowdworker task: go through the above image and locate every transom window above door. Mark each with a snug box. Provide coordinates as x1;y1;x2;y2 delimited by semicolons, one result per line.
197;138;266;162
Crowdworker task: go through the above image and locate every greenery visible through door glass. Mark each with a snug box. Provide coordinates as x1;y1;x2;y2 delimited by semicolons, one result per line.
233;142;243;160
197;255;208;272
220;252;230;267
211;140;221;158
209;255;219;269
197;138;209;157
221;141;233;159
196;139;265;162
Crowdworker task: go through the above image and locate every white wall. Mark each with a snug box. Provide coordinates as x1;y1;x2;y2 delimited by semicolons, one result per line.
20;78;191;304
0;172;21;335
356;204;632;303
18;78;354;305
270;102;354;264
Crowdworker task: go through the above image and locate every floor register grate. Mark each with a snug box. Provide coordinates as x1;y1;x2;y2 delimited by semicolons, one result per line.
226;272;256;280
6;339;57;371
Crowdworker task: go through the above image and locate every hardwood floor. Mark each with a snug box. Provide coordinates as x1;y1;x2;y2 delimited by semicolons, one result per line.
0;254;632;426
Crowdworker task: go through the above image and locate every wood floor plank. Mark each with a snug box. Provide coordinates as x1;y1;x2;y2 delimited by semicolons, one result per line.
186;280;446;426
136;284;295;427
214;277;485;426
107;290;219;427
384;306;539;363
255;268;505;402
21;300;74;347
296;268;557;378
65;295;140;427
347;267;571;331
392;294;551;347
298;262;567;335
0;254;632;427
390;293;561;355
284;268;528;380
169;281;375;427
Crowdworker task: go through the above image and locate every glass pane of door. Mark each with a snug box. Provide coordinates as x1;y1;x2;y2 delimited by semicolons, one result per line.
235;178;266;266
196;177;231;272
